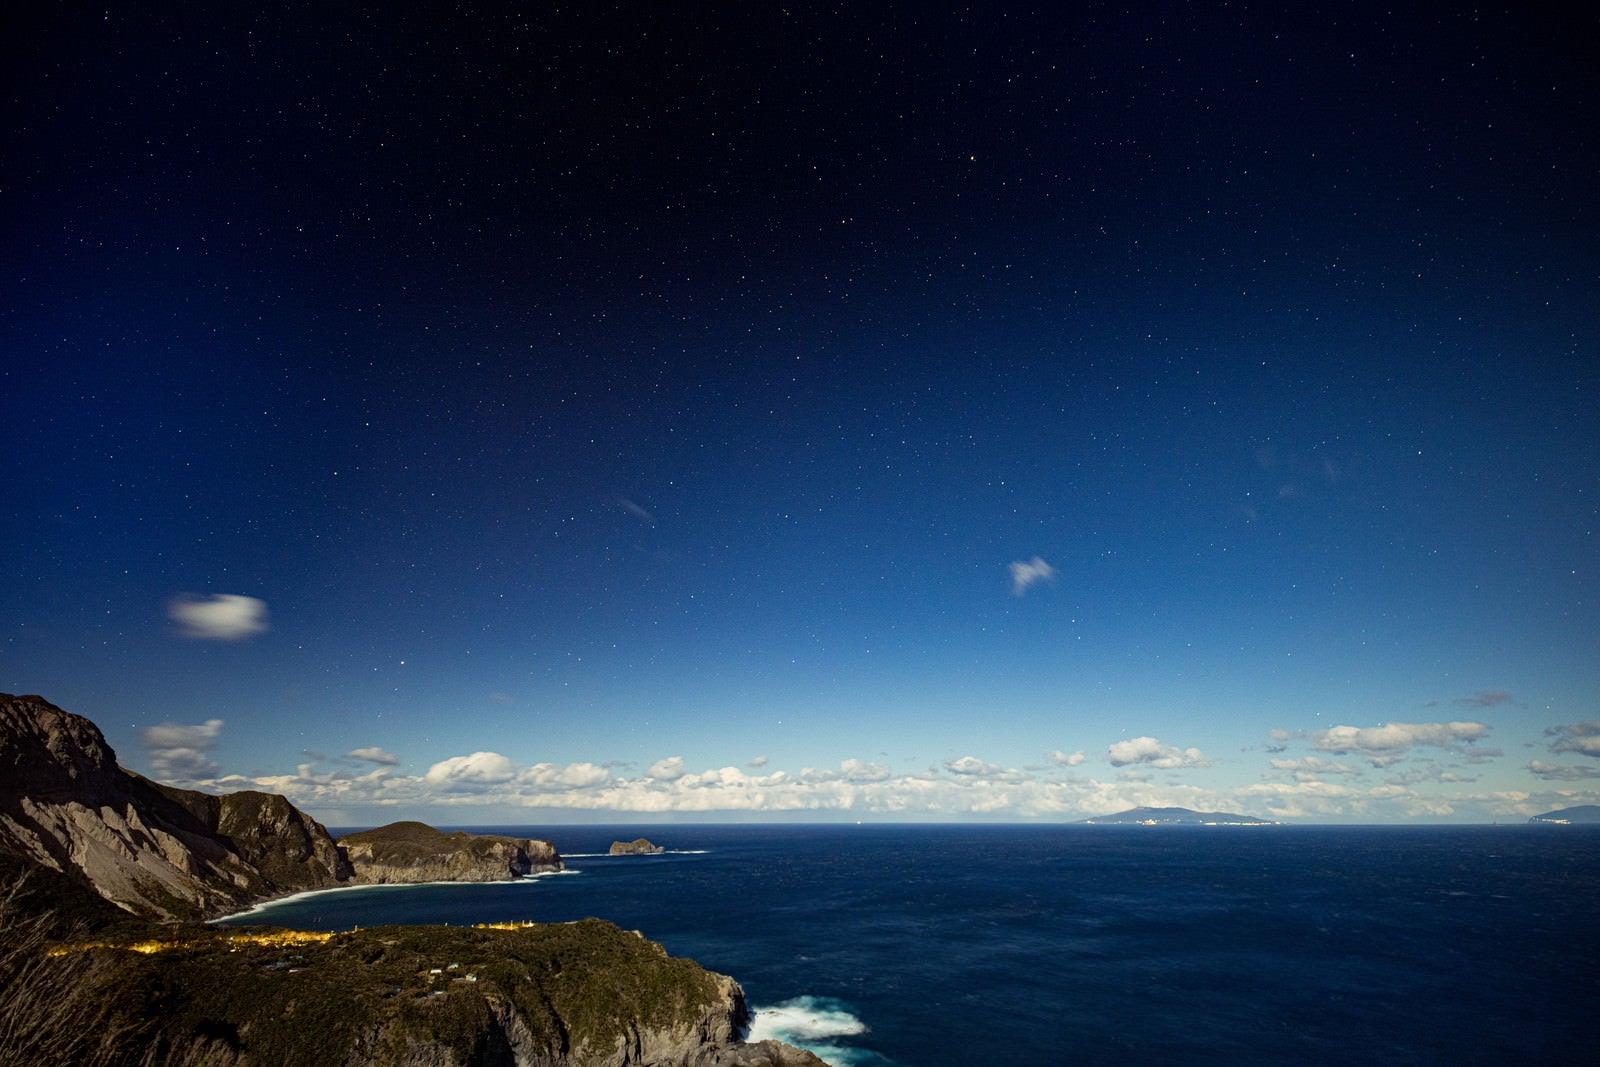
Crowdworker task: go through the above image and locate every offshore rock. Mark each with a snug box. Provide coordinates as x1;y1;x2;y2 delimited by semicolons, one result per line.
0;693;351;920
609;837;665;855
341;820;563;883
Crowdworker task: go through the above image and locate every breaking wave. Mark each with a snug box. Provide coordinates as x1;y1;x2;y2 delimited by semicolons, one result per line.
748;996;890;1065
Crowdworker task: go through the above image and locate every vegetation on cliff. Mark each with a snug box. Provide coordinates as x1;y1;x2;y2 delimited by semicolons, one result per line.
0;695;826;1065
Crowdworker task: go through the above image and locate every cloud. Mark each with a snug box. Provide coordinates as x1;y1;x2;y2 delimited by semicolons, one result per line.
168;594;270;641
141;719;224;782
1049;749;1086;767
1009;556;1058;596
424;752;518;788
1310;721;1490;765
1106;736;1211;769
840;758;892;782
747;755;770;768
523;762;613;789
1546;721;1600;758
1269;756;1359;780
345;747;400;766
646;756;686;781
618;497;656;524
1527;760;1600;781
944;755;1003;777
1456;690;1513;708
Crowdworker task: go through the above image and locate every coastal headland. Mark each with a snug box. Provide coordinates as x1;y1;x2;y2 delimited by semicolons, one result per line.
0;693;825;1066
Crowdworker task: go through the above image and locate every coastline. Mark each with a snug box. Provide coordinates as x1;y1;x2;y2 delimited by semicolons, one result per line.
208;867;577;924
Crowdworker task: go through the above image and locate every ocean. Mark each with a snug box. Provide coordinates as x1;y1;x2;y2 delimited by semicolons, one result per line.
216;824;1598;1065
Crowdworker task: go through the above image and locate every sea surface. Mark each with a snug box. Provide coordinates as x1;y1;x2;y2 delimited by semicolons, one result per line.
216;824;1598;1065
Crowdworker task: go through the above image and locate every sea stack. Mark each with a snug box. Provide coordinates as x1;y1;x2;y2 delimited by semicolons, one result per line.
609;837;666;855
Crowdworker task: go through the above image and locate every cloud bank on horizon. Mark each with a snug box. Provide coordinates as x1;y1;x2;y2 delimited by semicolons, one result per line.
144;710;1600;824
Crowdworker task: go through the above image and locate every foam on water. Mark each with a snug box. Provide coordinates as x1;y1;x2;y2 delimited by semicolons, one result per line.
748;996;892;1065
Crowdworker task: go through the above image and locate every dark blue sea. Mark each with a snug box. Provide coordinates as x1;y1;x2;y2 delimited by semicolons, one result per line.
216;824;1598;1065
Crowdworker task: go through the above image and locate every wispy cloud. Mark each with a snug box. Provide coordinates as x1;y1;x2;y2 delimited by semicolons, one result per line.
168;593;270;641
618;497;656;524
747;755;770;768
1310;721;1490;766
141;719;224;782
1049;749;1086;767
1008;556;1057;596
1106;736;1211;769
1546;721;1600;758
345;747;400;766
1527;760;1600;781
1456;690;1513;708
1269;756;1360;780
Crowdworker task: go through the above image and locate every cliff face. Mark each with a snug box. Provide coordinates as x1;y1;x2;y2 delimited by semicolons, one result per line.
0;693;352;919
341;820;563;883
0;695;828;1066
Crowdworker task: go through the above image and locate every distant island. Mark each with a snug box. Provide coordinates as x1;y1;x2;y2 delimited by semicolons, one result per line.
609;837;666;855
1528;804;1600;825
1079;806;1278;826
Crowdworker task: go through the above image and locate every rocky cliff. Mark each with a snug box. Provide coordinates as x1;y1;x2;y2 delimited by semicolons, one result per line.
0;694;829;1066
0;693;351;920
341;820;563;883
610;837;665;855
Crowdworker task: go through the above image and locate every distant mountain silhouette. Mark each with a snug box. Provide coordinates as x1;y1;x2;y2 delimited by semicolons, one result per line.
1079;805;1277;825
1528;804;1600;824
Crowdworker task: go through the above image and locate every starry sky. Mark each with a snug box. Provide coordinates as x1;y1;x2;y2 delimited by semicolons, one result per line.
4;2;1597;824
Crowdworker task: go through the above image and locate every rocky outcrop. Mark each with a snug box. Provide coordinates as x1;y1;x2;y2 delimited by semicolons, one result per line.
609;837;665;855
0;693;351;919
341;821;563;883
0;694;828;1066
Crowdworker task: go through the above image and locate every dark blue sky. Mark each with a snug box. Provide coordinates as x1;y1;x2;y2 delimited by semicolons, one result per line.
4;2;1596;822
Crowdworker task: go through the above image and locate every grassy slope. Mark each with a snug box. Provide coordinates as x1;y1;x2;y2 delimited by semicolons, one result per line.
76;918;726;1064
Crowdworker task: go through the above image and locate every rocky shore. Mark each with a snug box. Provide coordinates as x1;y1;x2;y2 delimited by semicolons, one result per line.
0;692;827;1066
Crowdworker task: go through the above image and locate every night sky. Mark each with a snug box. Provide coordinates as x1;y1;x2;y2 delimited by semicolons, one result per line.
4;3;1597;823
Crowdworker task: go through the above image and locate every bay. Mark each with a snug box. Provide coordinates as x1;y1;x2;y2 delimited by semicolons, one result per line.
217;824;1599;1065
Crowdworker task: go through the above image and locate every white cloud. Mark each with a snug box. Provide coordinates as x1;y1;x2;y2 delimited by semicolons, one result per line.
168;593;270;641
945;755;1003;777
839;758;892;782
524;762;613;789
1009;556;1058;596
1049;749;1086;767
1310;721;1490;765
1269;756;1359;780
747;755;770;768
424;752;518;789
345;747;400;766
1106;736;1211;769
647;756;686;781
1546;721;1600;758
141;719;224;782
